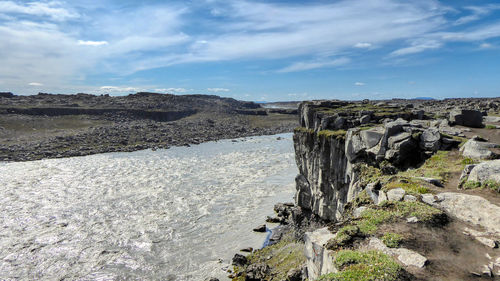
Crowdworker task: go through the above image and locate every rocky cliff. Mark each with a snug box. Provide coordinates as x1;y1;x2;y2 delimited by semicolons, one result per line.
293;100;463;222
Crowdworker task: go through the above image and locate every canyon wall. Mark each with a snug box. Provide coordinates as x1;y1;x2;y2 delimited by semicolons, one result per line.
292;100;460;222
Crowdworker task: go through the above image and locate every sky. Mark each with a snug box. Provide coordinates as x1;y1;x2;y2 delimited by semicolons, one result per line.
0;0;500;101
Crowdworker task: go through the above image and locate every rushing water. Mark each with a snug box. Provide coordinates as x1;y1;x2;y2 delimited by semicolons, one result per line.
0;133;297;281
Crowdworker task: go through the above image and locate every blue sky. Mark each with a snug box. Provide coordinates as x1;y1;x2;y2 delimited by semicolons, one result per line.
0;0;500;101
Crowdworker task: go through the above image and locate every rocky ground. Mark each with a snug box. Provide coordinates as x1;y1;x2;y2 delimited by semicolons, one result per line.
224;98;500;281
0;92;298;161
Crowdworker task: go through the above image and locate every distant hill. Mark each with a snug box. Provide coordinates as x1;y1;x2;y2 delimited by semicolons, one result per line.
412;97;435;100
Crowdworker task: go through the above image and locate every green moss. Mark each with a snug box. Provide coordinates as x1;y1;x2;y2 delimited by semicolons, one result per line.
485;124;497;129
381;233;403;248
326;225;361;250
351;190;373;208
294;126;314;134
353;201;445;236
318;129;347;140
399;151;464;183
358;164;383;186
384;178;431;195
462;158;479;165
463;180;500;192
232;235;306;281
411;131;422;140
318;250;404;281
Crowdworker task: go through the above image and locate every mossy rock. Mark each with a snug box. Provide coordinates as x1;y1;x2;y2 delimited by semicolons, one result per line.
318;129;347;140
318;250;406;281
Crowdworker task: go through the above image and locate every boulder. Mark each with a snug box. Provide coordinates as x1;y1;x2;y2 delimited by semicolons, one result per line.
484;116;500;123
449;109;483;128
377;190;388;205
417;177;443;187
253;224;267;232
404;195;417;202
367;238;428;268
359;129;383;149
420;128;441;152
353;206;368;218
424;192;500;236
245;263;270;281
232;254;248;267
460;137;499;160
467;159;500;183
360;115;371;124
387;188;406;201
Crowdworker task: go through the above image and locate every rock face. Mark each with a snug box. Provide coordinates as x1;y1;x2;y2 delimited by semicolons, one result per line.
460;136;499;160
467;160;500;183
304;228;336;280
449;108;484;128
423;192;500;236
293;101;458;221
367;238;428;268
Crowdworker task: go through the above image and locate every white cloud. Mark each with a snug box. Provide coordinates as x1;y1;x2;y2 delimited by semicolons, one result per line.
155;88;188;93
354;82;365;86
354;42;372;48
99;86;141;93
78;40;108;46
278;57;350;73
455;5;500;26
390;39;442;56
3;0;500;89
207;88;230;92
28;82;43;86
480;43;493;49
0;1;79;21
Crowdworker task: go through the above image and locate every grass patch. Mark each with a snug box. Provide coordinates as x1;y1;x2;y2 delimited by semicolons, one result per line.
326;225;361;250
381;233;403;248
384;178;431;195
329;201;445;248
463;180;500;193
358;164;383;186
231;235;305;281
485;124;497;129
318;250;404;281
399;151;464;183
318;129;347;140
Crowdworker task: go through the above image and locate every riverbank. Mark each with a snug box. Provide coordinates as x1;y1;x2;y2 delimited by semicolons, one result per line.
227;98;500;281
0;92;298;162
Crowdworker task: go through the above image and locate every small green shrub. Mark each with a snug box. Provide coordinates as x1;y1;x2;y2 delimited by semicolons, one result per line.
318;250;403;281
463;180;500;192
326;225;361;250
381;233;403;248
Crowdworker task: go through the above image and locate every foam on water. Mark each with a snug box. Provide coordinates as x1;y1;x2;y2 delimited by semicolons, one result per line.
0;133;297;280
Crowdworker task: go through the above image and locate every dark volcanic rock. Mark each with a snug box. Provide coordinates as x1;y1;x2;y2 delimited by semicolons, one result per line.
245;263;270;281
232;254;248;267
252;224;267;232
449;108;483;128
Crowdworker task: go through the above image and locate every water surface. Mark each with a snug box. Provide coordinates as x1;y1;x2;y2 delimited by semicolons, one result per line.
0;133;297;280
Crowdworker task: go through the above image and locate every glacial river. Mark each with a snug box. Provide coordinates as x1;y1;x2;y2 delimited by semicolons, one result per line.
0;133;297;280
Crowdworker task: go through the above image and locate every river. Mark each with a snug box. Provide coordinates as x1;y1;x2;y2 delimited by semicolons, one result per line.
0;133;297;280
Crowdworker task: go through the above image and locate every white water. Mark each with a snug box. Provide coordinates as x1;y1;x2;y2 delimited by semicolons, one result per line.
0;133;297;280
